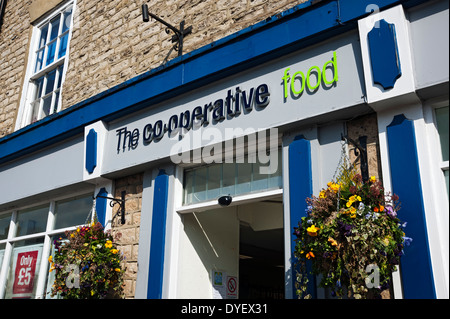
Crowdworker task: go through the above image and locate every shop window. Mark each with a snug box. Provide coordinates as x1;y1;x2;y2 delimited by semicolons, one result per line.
0;193;94;299
17;1;74;128
435;106;449;195
183;150;282;205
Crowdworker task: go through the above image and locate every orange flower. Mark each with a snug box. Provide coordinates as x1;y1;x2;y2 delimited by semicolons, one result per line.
374;205;384;213
306;251;315;259
328;237;338;246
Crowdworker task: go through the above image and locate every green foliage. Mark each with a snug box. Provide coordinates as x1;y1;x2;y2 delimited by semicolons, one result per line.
293;167;411;299
48;221;124;299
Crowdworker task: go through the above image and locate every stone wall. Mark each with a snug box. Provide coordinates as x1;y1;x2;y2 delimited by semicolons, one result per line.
0;0;31;138
346;113;383;182
111;173;143;299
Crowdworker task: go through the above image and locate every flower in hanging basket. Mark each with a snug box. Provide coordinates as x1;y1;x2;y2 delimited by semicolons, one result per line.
293;166;411;299
48;221;124;299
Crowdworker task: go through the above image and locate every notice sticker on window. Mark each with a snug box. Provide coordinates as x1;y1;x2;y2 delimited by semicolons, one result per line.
13;251;39;296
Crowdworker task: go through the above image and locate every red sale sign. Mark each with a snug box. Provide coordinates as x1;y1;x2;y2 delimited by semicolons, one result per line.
13;251;39;295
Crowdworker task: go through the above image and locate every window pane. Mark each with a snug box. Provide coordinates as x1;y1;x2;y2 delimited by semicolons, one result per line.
58;33;69;59
222;163;236;196
49;17;60;41
267;151;282;189
34;49;44;73
236;162;252;194
0;213;12;240
183;149;282;205
33;76;44;100
62;8;72;33
184;170;194;204
56;65;64;89
45;69;57;95
436;106;449;161
4;238;44;299
42;95;52;118
16;206;48;237
54;195;93;230
193;167;207;203
207;164;221;199
45;41;56;66
53;90;60;113
38;25;48;48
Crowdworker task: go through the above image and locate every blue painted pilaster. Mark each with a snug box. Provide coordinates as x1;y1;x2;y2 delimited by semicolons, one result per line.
147;170;170;299
386;114;436;299
288;135;315;298
95;187;108;227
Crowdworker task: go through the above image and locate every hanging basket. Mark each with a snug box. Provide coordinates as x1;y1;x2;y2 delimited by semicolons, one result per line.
293;152;412;299
48;200;125;299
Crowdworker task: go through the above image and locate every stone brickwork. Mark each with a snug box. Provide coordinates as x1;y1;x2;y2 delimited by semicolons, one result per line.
112;173;143;299
347;113;383;182
0;0;31;138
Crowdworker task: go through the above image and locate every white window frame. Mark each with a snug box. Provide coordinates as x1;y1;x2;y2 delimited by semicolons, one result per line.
15;0;75;130
422;97;449;298
0;189;96;299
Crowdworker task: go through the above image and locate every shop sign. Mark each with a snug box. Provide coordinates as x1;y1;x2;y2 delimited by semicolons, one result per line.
114;52;338;154
12;250;39;297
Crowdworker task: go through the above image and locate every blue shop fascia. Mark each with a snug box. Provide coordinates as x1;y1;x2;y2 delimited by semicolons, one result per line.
0;0;448;299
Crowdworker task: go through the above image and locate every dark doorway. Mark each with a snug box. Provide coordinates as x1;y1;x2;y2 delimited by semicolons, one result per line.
239;224;285;299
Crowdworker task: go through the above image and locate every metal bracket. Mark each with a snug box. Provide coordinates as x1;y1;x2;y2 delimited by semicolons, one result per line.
96;190;126;225
142;4;192;57
341;134;369;183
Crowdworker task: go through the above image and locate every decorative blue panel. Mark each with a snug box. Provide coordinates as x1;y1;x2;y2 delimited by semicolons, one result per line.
147;170;169;299
95;187;108;227
367;19;402;90
288;135;315;298
387;114;436;299
85;128;97;174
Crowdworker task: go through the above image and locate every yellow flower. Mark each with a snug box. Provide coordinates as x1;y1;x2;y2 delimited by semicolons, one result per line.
327;182;341;193
319;190;326;199
370;176;376;182
70;233;75;238
48;255;53;263
328;237;338;247
115;268;121;272
105;240;113;249
77;227;80;233
111;249;119;254
306;225;319;237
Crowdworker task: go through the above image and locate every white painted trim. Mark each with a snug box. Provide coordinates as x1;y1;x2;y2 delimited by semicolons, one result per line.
176;188;283;214
162;165;183;299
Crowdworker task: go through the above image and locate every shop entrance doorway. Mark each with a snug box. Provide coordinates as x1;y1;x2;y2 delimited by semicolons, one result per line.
177;193;285;299
238;198;284;299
